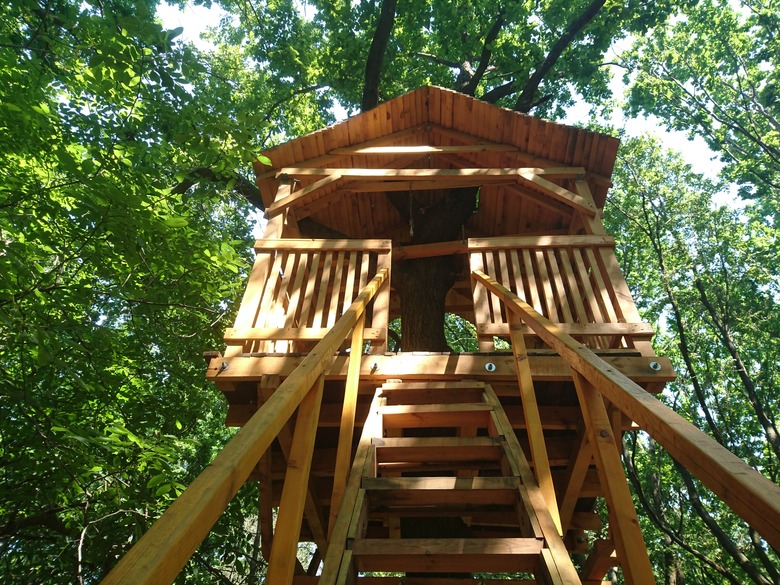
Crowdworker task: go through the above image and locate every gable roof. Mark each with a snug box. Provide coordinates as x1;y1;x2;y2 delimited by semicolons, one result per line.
253;86;619;240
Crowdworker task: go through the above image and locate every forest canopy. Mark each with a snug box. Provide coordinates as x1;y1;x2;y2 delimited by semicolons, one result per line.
0;0;778;583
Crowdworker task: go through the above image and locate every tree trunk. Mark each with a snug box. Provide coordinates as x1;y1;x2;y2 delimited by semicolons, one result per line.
389;187;477;351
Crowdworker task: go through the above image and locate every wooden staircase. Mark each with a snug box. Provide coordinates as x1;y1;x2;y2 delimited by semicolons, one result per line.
323;380;583;584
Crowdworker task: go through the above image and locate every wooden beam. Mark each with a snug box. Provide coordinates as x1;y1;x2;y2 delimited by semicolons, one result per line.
477;322;654;339
267;174;343;217
266;376;326;585
330;144;523;155
351;538;545;573
428;123;613;187
559;427;594;533
393;240;468;260
253;239;392;251
573;372;654;584
225;327;384;342
277;167;588;180
256;379;328;553
208;354;676;386
517;173;597;217
340;179;515;192
468;234;614;249
329;315;365;536
101;269;389;585
472;269;780;551
508;314;561;534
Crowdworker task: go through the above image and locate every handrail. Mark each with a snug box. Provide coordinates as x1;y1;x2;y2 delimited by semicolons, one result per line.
101;268;389;585
472;269;780;551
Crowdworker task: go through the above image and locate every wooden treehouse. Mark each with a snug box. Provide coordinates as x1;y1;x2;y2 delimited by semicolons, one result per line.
103;87;780;585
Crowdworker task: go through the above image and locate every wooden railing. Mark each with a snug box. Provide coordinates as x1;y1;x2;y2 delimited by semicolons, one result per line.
101;269;389;585
226;239;391;354
469;235;654;351
472;269;780;560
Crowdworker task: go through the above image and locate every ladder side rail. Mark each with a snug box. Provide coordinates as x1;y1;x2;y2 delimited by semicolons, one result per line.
100;268;389;585
472;268;780;552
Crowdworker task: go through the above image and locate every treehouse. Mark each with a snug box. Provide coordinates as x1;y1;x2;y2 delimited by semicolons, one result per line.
103;87;780;585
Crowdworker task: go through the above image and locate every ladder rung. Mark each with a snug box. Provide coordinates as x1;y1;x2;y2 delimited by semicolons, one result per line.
381;403;493;428
373;436;503;464
363;476;522;507
350;537;544;573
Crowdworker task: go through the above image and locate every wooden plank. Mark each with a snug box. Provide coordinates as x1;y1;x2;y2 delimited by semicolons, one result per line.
351;538;545;573
380;403;493;429
584;247;619;323
256;381;328;553
278;167;589;180
298;252;321;328
313;252;334;328
330;144;527;155
328;315;365;537
572;372;655;584
267;173;343;217
521;248;543;314
395;240;468;260
326;252;346;327
210;354;675;386
475;322;653;338
373;436;503;464
101;269;389;585
469;251;495;351
363;476;521;507
558;249;588;324
284;252;309;330
533;249;555;320
571;248;603;323
319;391;385;585
472;269;780;551
515;173;597;217
254;239;392;252
508;313;561;533
266;376;326;585
546;250;574;323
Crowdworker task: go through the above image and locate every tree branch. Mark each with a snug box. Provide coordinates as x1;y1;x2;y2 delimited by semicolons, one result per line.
460;10;505;95
171;168;265;211
514;0;607;112
361;0;397;111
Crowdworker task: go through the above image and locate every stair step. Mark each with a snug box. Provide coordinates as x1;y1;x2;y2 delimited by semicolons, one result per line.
381;381;486;405
363;476;522;507
373;436;503;465
351;537;544;573
380;403;493;429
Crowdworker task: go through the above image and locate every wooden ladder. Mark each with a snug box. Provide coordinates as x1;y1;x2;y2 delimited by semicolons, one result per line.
321;380;582;584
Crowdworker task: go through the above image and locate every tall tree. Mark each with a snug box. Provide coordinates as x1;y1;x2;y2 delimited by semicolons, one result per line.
606;135;780;584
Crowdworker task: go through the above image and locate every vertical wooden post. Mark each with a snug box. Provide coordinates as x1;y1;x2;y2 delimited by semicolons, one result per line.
508;313;561;534
572;371;655;584
329;314;366;536
266;375;326;585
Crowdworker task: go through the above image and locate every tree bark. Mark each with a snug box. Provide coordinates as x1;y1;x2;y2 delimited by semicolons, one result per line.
361;0;397;112
389;187;477;351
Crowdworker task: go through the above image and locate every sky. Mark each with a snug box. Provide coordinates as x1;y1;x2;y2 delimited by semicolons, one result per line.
156;1;726;184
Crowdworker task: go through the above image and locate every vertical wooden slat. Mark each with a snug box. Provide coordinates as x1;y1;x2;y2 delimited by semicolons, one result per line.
470;251;495;351
342;252;359;314
571;248;602;323
534;249;555;320
584;247;618;323
559;249;587;324
298;252;321;328
521;249;543;314
326;252;347;327
328;315;366;536
372;251;391;354
284;252;309;329
314;252;334;327
483;250;504;324
546;249;573;323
